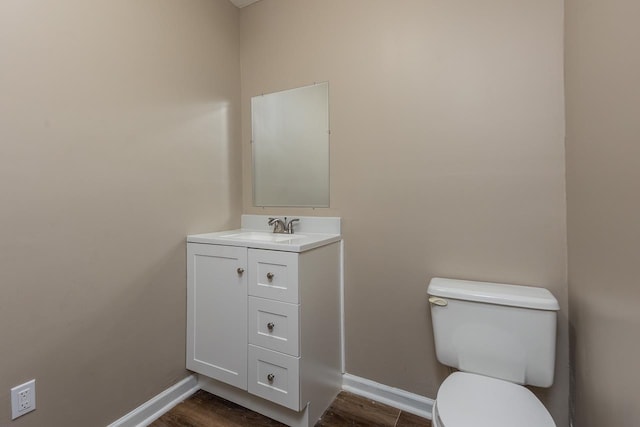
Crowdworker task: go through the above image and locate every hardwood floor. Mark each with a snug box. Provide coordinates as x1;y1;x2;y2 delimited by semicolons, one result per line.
151;390;432;427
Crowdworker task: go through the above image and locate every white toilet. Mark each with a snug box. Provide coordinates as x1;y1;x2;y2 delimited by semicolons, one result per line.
427;277;559;427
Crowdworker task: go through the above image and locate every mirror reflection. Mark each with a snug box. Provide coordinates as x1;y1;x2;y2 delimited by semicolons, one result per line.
251;82;329;207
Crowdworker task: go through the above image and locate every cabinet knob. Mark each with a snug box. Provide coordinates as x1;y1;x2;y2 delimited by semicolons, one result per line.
237;267;245;275
267;373;275;382
267;322;275;331
266;272;275;281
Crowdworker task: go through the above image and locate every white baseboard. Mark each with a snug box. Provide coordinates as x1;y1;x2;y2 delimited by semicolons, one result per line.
107;372;433;426
107;375;199;427
342;373;434;420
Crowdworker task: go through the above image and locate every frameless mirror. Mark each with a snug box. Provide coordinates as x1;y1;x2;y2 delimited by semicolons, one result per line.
251;82;329;207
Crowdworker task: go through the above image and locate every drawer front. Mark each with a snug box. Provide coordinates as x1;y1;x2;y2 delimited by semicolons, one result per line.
248;345;300;411
249;297;299;356
248;249;299;303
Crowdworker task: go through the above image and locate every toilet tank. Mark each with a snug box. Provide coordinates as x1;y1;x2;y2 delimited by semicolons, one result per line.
427;278;559;387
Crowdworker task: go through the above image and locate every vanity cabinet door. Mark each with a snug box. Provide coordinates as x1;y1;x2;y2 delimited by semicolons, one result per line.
187;243;248;390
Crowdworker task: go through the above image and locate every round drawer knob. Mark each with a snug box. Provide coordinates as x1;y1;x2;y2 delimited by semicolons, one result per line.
237;267;245;275
266;272;275;281
267;322;275;331
267;373;275;382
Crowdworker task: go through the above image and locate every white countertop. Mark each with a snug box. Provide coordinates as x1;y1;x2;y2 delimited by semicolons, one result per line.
187;215;341;252
187;229;341;252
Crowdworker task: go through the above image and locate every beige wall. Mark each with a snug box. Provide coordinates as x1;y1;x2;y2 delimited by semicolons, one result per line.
565;1;640;426
240;1;568;424
0;1;241;425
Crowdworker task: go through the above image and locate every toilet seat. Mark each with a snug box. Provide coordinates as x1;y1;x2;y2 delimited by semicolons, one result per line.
434;372;556;427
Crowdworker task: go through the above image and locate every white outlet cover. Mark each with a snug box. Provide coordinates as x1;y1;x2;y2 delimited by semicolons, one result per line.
11;379;36;419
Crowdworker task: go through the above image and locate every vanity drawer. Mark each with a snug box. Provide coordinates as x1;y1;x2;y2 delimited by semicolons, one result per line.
249;297;299;357
248;345;300;411
248;249;299;304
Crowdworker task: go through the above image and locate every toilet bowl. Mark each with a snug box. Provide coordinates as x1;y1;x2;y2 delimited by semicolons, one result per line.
428;278;560;427
432;372;555;427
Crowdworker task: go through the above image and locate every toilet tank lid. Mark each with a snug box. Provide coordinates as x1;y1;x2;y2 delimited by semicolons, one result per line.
428;278;560;311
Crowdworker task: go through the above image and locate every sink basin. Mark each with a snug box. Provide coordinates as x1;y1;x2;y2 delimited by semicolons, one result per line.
219;231;306;243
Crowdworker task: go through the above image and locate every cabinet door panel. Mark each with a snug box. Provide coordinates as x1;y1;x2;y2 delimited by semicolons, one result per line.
187;244;247;389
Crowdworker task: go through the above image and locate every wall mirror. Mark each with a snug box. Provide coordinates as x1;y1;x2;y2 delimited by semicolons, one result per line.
251;82;329;207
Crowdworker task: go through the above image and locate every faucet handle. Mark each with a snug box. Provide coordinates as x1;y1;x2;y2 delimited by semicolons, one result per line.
268;217;286;233
286;218;300;234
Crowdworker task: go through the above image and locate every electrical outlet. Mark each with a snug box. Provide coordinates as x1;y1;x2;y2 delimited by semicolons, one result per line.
11;379;36;419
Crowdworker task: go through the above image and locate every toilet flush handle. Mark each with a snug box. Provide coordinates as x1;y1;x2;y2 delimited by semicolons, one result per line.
428;297;448;307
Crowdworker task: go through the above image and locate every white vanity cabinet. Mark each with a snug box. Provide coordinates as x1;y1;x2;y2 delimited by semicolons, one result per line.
186;220;342;427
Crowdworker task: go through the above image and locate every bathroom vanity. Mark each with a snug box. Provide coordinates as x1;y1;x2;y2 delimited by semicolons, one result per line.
186;215;342;427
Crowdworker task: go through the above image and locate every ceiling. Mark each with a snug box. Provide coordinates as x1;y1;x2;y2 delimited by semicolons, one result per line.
229;0;261;8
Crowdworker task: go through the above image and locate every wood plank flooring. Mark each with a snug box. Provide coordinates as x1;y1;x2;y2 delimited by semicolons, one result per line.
151;390;432;427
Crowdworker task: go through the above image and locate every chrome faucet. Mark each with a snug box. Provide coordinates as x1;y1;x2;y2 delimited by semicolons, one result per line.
268;217;300;234
268;217;286;233
286;218;299;234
